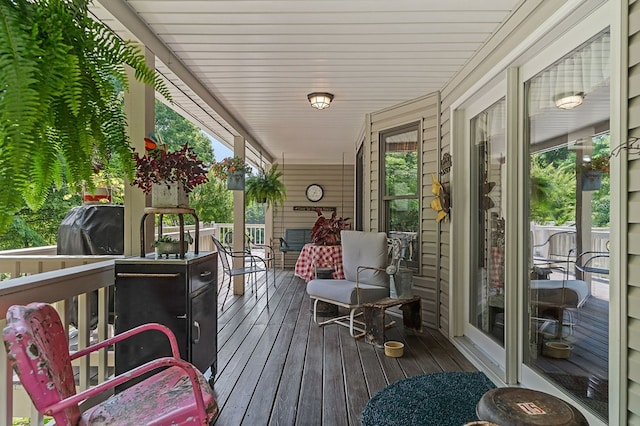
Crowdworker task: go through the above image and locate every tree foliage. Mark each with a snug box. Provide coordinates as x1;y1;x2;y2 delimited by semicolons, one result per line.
0;187;81;249
189;176;234;223
154;101;213;163
530;135;610;227
0;0;170;234
152;101;236;223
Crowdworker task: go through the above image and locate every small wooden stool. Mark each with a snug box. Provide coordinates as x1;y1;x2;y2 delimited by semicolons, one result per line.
476;388;588;425
362;296;422;347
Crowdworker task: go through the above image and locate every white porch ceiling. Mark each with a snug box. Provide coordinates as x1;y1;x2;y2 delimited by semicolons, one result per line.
92;0;525;164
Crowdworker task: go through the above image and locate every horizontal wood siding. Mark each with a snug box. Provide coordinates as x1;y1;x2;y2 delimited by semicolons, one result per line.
368;93;440;329
273;164;354;268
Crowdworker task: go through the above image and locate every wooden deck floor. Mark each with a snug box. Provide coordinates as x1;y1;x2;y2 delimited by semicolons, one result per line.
213;268;476;426
530;294;609;419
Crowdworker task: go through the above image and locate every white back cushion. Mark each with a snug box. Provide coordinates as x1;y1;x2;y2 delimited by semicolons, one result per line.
341;230;389;288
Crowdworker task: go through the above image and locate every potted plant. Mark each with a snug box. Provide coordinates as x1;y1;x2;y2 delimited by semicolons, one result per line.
0;0;171;233
211;156;252;190
245;164;287;208
153;235;190;258
310;210;351;245
131;144;209;207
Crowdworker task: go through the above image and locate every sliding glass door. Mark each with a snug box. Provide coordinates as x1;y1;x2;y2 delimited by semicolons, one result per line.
461;90;508;376
524;31;610;422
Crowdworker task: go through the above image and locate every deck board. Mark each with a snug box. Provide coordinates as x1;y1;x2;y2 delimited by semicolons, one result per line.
212;267;479;425
530;294;609;419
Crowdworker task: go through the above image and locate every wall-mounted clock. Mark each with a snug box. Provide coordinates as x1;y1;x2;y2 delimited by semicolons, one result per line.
305;184;324;202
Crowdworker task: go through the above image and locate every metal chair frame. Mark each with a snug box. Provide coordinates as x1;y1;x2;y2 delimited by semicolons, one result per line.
212;236;273;310
2;302;218;425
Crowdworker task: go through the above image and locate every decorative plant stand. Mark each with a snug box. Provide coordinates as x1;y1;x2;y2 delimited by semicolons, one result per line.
361;296;422;347
140;207;199;258
227;171;245;190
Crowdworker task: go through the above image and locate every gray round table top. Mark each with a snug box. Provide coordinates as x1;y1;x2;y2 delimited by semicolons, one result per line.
476;387;588;426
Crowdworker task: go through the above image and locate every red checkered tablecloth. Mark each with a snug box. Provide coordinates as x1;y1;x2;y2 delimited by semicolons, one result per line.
294;243;345;281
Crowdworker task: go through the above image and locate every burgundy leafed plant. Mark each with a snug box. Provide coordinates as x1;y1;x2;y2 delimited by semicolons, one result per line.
311;210;351;245
131;144;208;194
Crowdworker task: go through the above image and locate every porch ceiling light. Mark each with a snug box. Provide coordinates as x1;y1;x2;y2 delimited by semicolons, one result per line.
555;92;585;110
307;92;334;110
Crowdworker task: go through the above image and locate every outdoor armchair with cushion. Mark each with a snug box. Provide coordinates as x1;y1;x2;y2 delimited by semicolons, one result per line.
306;230;390;336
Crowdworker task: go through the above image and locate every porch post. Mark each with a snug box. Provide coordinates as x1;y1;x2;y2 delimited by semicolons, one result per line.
123;46;155;256
233;135;246;295
571;127;595;273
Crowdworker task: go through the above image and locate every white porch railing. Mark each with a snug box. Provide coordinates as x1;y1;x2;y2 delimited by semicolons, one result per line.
160;223;265;251
0;259;117;425
531;224;610;272
0;222;265;425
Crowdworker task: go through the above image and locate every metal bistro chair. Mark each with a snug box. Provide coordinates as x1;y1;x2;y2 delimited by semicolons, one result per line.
212;236;271;310
222;229;251;252
2;302;218;425
224;230;276;280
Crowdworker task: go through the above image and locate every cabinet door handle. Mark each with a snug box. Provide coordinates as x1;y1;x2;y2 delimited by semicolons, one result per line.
177;314;187;319
193;321;201;343
117;273;181;278
199;271;212;278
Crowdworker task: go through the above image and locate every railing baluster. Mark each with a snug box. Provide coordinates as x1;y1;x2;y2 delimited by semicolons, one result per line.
30;405;42;426
97;287;109;383
77;293;90;391
1;319;11;426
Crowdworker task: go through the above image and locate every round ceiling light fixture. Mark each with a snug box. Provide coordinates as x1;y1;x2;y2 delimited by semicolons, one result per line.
555;92;585;110
307;92;334;110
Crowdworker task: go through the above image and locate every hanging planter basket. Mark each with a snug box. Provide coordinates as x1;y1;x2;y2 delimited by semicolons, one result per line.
227;171;245;190
152;183;189;207
581;170;602;191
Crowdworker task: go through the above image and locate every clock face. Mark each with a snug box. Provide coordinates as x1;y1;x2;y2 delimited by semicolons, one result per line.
305;184;324;202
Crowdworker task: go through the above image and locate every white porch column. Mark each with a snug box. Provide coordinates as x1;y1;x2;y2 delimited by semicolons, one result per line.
123;46;155;256
233;135;247;295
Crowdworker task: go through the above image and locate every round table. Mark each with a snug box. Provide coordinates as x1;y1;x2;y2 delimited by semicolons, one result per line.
294;243;345;281
476;388;588;425
295;243;344;316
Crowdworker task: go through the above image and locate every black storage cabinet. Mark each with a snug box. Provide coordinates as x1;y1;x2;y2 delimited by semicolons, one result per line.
114;252;217;388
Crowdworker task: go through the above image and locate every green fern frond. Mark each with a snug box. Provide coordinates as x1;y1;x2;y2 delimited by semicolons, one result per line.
0;0;172;232
0;1;41;169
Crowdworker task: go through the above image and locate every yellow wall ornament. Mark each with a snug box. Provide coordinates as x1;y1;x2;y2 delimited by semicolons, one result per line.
430;174;450;223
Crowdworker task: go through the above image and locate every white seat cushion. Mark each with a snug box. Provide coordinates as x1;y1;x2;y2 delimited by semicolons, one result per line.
307;279;389;305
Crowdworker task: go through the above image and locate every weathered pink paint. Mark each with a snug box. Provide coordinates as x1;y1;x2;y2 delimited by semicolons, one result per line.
3;302;218;425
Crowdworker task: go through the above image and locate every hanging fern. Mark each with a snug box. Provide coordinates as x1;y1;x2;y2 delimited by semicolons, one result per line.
0;0;171;232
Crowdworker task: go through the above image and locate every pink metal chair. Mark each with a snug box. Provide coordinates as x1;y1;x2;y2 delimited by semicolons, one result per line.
3;302;218;425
